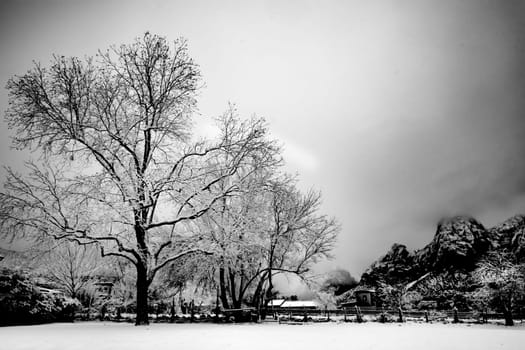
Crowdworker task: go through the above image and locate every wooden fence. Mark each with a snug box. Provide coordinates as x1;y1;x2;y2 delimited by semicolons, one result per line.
270;307;525;323
74;306;525;324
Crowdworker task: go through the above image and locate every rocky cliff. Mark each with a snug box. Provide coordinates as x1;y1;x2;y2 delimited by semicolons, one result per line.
360;215;524;287
489;215;525;261
416;216;490;271
360;243;417;286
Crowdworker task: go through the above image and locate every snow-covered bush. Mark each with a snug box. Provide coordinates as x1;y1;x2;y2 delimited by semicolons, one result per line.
0;268;79;325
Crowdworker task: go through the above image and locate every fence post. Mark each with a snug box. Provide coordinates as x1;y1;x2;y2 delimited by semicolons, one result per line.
453;307;459;323
344;307;347;322
100;303;107;321
379;306;386;323
397;306;404;323
170;298;176;323
355;306;363;323
214;290;219;323
190;299;195;323
425;310;429;323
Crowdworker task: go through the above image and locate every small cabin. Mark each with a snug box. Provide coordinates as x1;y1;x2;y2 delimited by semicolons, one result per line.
340;287;376;308
354;288;376;306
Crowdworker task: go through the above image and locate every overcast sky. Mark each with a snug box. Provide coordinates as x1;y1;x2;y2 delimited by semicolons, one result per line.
1;0;525;278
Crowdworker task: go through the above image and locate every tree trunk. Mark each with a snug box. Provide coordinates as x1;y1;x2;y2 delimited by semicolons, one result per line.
134;209;150;326
219;267;230;309
252;271;268;308
229;267;240;308
136;263;150;325
266;267;273;302
266;247;274;302
503;307;514;326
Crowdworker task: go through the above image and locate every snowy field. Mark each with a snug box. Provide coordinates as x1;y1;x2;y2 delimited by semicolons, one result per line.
1;322;524;350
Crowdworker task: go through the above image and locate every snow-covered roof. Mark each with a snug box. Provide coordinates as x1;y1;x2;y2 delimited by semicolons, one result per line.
354;286;376;293
280;300;318;308
38;287;64;295
267;299;285;307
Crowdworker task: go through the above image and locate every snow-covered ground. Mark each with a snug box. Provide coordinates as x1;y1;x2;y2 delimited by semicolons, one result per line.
1;322;524;350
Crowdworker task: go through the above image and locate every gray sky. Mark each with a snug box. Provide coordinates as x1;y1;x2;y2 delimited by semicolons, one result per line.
1;0;525;278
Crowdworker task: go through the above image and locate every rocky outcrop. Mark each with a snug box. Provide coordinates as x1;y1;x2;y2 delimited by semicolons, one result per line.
416;216;490;271
360;243;417;286
410;271;475;309
489;215;525;262
360;214;524;288
356;214;525;310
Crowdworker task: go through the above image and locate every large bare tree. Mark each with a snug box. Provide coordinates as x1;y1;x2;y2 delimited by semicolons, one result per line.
200;174;339;310
1;33;279;325
257;177;339;305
